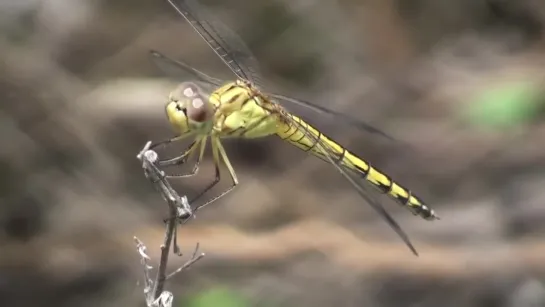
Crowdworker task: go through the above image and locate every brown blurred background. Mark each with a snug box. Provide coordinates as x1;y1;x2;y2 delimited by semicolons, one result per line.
2;0;545;306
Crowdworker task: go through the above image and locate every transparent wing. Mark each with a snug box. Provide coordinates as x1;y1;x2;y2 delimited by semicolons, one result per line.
278;111;419;256
150;49;400;142
149;50;224;86
272;93;399;142
160;0;399;142
164;0;263;86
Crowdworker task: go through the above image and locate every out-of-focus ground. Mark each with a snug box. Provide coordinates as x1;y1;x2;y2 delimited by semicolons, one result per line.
2;0;545;306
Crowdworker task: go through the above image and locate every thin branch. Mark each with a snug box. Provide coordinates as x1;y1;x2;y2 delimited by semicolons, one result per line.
167;243;206;280
153;211;179;301
137;141;192;219
134;141;205;307
134;236;153;296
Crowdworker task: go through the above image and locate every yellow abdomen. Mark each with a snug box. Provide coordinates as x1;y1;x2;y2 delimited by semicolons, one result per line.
276;113;437;221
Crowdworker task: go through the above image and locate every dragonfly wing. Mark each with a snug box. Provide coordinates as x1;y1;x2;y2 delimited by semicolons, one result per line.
164;0;263;87
149;49;224;86
271;93;399;142
278;111;419;256
161;0;398;143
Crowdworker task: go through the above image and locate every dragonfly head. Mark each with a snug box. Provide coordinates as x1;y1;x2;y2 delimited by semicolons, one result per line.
165;82;214;133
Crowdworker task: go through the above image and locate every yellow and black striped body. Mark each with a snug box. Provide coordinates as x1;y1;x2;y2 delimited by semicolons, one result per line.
208;80;437;221
276;113;437;221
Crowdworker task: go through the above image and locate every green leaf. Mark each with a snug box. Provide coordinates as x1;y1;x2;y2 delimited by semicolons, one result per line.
464;81;543;130
185;287;249;307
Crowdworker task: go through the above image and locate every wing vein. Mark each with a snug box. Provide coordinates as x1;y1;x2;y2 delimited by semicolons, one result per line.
281;112;419;256
165;0;262;86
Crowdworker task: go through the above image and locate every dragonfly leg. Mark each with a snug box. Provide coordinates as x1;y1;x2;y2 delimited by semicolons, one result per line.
157;138;207;224
164;137;208;178
150;132;193;151
148;132;197;181
158;140;197;167
192;137;238;211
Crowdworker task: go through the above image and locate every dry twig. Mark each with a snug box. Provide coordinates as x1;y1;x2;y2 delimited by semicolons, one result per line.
134;141;206;307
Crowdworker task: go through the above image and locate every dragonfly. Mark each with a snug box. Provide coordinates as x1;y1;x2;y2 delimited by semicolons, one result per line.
149;0;439;256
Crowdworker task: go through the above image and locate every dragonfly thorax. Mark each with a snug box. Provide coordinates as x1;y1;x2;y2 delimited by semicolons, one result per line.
165;82;215;135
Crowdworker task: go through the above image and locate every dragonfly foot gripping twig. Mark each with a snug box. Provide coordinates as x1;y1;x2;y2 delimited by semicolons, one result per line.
134;141;206;307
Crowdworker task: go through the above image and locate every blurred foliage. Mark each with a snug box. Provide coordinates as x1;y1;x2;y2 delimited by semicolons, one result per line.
184;287;250;307
465;81;545;130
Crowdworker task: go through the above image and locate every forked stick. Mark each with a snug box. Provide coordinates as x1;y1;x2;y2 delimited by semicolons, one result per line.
134;142;206;307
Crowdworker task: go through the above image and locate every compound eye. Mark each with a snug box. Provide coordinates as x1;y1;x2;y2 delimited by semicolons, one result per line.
181;82;199;98
191;97;204;109
186;95;212;122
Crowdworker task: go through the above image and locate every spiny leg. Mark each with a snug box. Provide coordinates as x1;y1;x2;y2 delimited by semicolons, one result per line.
150;131;193;151
193;137;239;212
187;136;222;205
158;137;207;223
158;140;197;167
163;137;208;178
150;132;198;178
